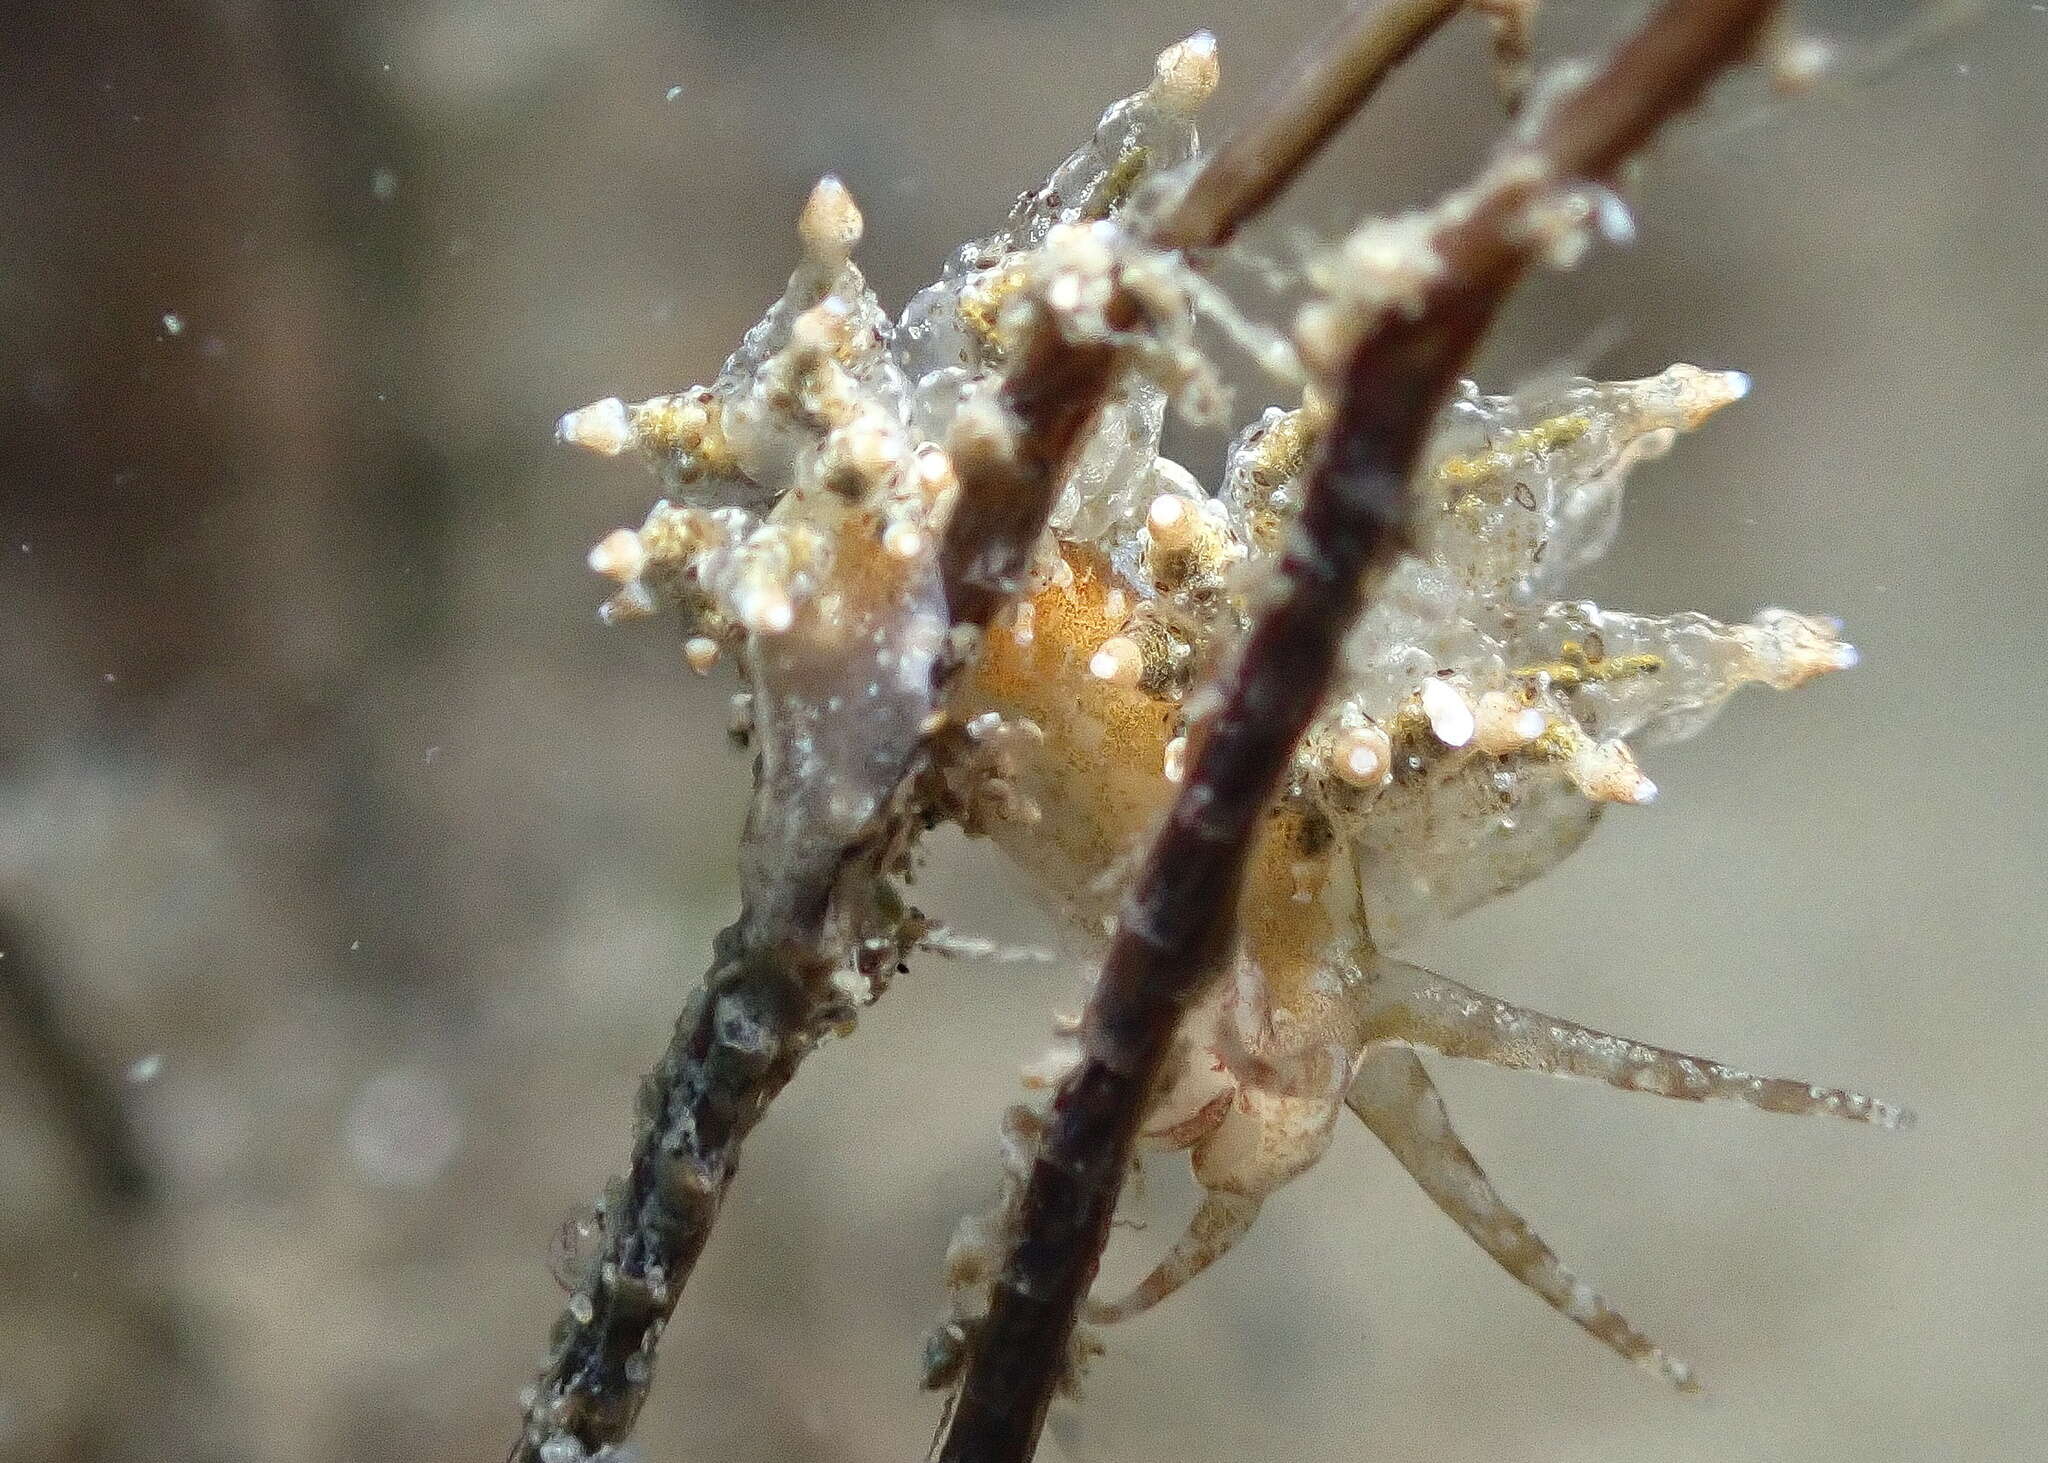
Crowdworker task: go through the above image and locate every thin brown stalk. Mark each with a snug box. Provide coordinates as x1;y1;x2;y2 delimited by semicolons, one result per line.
937;329;1123;631
505;327;1104;1457
932;2;1785;1460
506;151;1136;1463
1150;0;1464;250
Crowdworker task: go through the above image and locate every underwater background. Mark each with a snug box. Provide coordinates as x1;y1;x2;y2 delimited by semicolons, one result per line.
1;2;2040;1459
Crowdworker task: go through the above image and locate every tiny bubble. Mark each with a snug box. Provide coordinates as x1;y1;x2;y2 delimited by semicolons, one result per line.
371;167;398;202
126;1053;164;1083
664;84;685;101
161;312;185;336
549;1206;608;1290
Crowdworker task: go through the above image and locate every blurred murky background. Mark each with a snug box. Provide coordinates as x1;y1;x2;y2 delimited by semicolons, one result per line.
2;1;2042;1459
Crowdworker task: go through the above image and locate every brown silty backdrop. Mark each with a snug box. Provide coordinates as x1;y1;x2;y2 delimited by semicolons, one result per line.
1;1;2041;1460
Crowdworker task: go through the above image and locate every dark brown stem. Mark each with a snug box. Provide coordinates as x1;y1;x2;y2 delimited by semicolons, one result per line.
938;324;1122;630
505;337;1094;1458
1151;0;1465;250
509;173;1134;1463
933;2;1783;1459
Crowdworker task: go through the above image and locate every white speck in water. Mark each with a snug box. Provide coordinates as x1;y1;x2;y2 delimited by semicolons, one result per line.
161;312;184;336
664;84;685;101
423;745;441;765
101;671;116;683
126;1053;163;1083
349;939;361;952
371;166;399;202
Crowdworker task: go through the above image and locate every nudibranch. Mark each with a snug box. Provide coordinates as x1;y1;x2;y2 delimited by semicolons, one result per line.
561;33;1905;1395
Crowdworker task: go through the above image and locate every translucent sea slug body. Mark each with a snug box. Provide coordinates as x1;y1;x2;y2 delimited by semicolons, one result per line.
565;36;1905;1392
